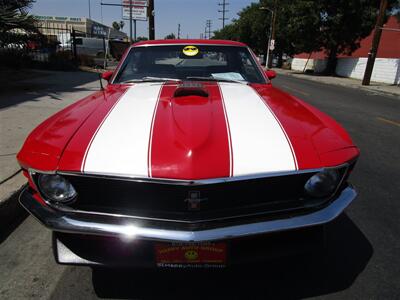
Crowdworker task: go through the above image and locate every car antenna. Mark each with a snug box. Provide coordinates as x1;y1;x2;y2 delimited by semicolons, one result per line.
95;66;104;91
98;72;104;91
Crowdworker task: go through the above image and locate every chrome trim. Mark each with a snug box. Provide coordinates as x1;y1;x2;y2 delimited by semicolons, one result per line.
133;43;248;47
20;185;357;242
47;197;322;224
29;164;349;186
110;44;266;85
55;167;325;186
28;165;349;219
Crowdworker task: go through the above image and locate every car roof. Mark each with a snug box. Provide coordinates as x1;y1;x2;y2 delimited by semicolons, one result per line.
132;39;247;47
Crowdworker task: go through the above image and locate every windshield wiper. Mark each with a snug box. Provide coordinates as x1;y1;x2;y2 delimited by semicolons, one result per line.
121;76;181;83
185;76;248;84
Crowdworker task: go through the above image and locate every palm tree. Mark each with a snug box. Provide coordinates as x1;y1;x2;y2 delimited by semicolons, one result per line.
0;0;38;46
112;21;120;31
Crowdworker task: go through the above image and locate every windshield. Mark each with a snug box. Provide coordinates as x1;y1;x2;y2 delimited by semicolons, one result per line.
113;45;266;84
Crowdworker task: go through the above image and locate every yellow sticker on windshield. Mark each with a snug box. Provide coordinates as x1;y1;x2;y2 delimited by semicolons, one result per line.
182;45;199;56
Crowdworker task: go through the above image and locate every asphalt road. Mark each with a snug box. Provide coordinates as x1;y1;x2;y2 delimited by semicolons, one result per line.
0;74;399;299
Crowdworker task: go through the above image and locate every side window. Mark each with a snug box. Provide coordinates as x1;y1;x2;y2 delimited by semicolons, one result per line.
239;51;253;66
203;51;228;66
238;50;260;82
130;51;142;72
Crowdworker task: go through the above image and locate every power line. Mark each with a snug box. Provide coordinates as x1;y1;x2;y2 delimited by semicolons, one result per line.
218;0;229;29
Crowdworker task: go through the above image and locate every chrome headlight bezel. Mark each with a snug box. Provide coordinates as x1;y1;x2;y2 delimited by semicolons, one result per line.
36;173;78;204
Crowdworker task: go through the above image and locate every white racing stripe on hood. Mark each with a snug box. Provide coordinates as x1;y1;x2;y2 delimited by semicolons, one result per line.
219;83;296;176
83;83;162;177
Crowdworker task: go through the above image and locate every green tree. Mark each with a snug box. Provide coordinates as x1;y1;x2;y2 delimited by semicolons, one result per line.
213;0;399;73
316;0;399;73
273;0;322;55
119;21;125;30
213;3;269;57
112;21;120;31
213;22;240;41
164;33;176;39
135;36;148;42
0;0;38;46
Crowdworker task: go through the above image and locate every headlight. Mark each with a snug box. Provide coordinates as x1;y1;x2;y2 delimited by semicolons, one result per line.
304;168;341;198
38;174;77;203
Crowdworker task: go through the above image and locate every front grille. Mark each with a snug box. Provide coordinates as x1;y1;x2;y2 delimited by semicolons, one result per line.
61;171;334;223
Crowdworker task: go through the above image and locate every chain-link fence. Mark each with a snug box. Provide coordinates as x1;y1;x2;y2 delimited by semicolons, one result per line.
1;23;129;70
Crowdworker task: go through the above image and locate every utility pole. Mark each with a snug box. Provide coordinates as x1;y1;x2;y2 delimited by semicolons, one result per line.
218;0;229;29
206;20;212;39
177;23;181;39
88;0;91;19
362;0;388;85
129;0;133;43
149;0;155;40
100;2;103;23
204;26;207;39
134;19;137;41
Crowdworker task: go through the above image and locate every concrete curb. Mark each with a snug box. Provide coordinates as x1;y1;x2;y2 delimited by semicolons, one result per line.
274;69;400;98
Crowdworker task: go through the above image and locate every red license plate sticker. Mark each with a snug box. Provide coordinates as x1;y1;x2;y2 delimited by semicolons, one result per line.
155;242;227;268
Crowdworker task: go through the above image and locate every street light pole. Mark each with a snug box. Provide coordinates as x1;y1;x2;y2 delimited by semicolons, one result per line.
259;6;273;68
88;0;91;19
269;0;277;68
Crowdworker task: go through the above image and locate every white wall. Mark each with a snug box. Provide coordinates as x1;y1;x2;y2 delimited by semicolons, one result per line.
291;58;313;72
291;57;400;85
291;58;328;73
336;58;400;85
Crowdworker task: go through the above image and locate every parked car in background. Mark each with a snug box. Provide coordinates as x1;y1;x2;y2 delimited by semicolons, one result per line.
74;37;107;57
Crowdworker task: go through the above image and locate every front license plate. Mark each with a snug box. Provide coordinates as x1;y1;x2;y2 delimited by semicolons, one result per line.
155;242;227;268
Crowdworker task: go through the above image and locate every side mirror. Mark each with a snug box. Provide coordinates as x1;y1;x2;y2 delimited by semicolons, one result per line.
101;71;114;82
265;70;277;80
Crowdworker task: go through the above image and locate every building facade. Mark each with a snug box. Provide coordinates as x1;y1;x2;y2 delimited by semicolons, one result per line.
36;15;127;40
291;16;400;85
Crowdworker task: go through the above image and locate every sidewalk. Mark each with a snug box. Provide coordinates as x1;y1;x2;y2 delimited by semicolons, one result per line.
0;69;99;223
274;68;400;98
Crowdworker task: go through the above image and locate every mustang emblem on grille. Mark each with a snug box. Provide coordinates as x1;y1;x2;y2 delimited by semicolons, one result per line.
184;191;208;211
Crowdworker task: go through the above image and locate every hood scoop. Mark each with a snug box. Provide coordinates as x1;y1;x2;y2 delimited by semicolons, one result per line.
173;82;209;98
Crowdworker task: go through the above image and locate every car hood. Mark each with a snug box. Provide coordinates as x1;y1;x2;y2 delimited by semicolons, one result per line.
18;82;358;180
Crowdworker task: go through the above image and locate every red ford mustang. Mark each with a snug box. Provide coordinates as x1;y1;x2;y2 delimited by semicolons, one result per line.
17;39;359;268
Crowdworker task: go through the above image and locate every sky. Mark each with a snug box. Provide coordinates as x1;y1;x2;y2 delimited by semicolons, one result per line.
30;0;256;39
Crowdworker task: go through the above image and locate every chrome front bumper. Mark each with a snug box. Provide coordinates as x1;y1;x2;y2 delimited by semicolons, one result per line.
20;186;357;242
